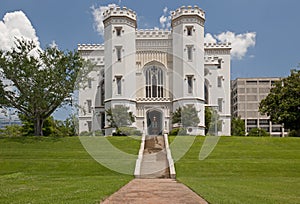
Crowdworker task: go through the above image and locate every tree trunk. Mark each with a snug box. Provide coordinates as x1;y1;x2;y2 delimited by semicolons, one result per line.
34;117;44;136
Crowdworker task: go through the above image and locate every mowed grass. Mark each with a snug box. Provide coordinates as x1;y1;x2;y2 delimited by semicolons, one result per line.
0;136;140;204
173;136;300;204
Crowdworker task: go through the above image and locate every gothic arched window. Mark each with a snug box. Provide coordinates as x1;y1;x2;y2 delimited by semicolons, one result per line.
145;66;164;98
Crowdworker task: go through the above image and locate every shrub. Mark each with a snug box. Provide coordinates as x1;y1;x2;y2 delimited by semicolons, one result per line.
169;127;187;136
79;130;104;136
247;128;270;137
288;130;300;137
0;125;23;137
115;127;142;136
79;131;92;136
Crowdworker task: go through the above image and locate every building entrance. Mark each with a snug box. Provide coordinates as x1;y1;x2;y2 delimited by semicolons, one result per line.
147;110;163;135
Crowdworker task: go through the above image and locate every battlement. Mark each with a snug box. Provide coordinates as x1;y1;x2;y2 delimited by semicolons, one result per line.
78;44;104;51
171;5;205;20
103;6;136;21
204;42;231;49
136;29;171;38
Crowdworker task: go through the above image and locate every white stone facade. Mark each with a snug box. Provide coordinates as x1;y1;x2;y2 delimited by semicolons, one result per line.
78;5;231;136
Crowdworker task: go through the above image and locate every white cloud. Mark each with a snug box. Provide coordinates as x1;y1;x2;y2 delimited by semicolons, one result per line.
159;7;171;29
163;7;168;14
159;15;167;28
49;40;58;49
0;11;40;51
204;33;217;44
91;4;117;36
205;31;256;60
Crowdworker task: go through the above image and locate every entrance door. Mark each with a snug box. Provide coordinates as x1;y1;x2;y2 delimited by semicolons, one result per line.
147;110;162;135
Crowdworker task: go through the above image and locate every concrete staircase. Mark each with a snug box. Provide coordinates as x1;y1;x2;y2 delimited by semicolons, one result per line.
139;135;170;178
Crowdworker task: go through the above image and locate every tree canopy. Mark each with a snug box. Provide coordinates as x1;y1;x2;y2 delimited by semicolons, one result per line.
172;104;200;127
205;107;222;136
106;105;135;129
231;116;245;136
259;69;300;136
0;39;87;136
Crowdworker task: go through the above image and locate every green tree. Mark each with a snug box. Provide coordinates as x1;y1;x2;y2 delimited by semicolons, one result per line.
172;105;199;127
206;107;222;135
205;107;212;135
231;116;245;136
20;114;78;136
0;125;22;137
247;128;270;137
171;107;182;125
106;105;135;132
259;69;300;136
0;39;87;136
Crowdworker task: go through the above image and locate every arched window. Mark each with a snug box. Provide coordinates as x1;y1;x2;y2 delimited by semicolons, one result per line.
145;66;164;98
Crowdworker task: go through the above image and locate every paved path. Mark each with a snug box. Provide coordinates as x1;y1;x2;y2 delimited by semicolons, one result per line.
101;179;208;204
101;136;208;203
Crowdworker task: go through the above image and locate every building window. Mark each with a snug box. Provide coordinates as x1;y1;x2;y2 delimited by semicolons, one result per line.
247;119;257;125
246;80;257;85
218;98;223;112
88;78;92;88
116;76;122;95
272;127;282;132
115;27;122;36
218;59;222;69
187;46;193;61
259;119;269;126
100;80;105;105
116;46;122;62
218;76;222;88
145;66;164;98
87;121;92;132
101;113;105;129
186;26;193;36
187;75;193;94
87;100;92;113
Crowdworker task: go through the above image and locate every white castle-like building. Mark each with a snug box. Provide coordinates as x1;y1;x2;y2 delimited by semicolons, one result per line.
78;5;231;136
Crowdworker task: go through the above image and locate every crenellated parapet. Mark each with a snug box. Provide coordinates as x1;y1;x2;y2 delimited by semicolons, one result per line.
204;42;231;49
103;6;136;28
136;29;172;39
78;44;104;51
171;5;205;27
204;43;231;55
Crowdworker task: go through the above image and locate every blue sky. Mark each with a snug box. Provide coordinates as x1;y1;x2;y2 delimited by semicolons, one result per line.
1;0;299;78
1;0;299;120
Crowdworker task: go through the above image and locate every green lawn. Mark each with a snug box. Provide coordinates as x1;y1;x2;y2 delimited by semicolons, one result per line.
0;136;140;204
173;136;300;204
1;136;299;204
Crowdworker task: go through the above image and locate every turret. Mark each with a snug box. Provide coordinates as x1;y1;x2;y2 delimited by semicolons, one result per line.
171;5;206;135
103;6;137;134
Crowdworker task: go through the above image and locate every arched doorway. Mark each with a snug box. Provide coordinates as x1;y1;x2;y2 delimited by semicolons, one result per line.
147;110;163;135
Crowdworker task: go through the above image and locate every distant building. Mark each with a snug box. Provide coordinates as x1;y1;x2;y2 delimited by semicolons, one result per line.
231;77;287;136
0;115;22;129
77;5;232;136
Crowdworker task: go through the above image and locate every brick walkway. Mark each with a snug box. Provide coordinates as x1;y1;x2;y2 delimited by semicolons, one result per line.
101;179;208;204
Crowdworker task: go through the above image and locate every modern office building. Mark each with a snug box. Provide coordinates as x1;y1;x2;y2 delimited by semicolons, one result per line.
0;114;22;129
231;77;287;136
78;5;231;136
